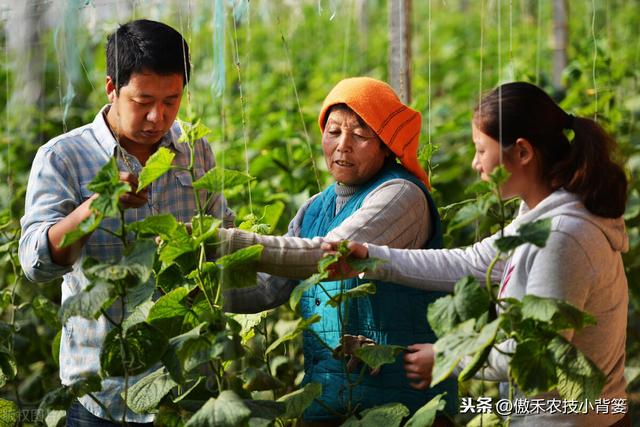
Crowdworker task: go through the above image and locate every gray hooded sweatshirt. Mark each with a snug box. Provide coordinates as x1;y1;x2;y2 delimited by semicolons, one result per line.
366;189;628;426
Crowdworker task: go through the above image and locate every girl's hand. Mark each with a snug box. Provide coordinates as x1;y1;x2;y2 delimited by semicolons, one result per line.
403;343;435;390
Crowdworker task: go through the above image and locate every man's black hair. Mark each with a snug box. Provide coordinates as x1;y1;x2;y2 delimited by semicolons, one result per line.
106;19;190;92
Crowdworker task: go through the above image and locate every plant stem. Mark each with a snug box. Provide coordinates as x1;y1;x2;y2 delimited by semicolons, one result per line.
87;392;118;423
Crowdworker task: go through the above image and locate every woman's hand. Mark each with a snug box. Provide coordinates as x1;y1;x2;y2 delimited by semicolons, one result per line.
320;241;369;279
403;343;435;390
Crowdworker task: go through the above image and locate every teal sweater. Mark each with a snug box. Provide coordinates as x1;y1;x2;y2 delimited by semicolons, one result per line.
299;164;457;421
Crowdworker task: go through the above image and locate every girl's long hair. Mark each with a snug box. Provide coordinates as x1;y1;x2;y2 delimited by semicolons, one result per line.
474;82;627;218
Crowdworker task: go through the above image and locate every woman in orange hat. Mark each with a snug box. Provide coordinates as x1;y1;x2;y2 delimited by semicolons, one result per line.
222;77;456;425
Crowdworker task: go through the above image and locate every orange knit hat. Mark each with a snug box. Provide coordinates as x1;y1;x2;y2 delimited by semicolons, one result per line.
318;77;430;189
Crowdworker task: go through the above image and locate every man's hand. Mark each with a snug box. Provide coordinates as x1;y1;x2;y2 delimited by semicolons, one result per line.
332;334;380;376
118;172;148;209
320;241;369;280
403;343;435;390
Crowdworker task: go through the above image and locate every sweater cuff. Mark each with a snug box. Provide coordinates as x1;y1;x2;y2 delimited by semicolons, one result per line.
218;228;258;256
362;243;393;282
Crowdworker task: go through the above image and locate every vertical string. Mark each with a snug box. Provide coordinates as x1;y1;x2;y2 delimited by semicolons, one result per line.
591;0;598;121
4;8;11;216
535;0;542;84
427;0;432;149
231;2;253;214
497;0;503;166
341;0;353;77
278;22;322;193
508;0;514;80
478;0;484;109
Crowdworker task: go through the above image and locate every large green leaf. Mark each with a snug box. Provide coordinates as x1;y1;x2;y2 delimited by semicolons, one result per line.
87;158;131;217
549;335;605;401
289;271;328;310
185;390;251;427
162;323;208;383
427;295;458;338
59;281;113;324
192;215;222;245
404;393;447;427
265;314;321;355
242;367;285;392
126;367;177;414
453;276;490;321
147;287;198;339
100;322;168;377
192;167;254;193
353;345;405;371
128;214;178;237
0;351;17;388
276;382;322;419
159;224;196;265
520;294;596;332
216;244;263;289
341;402;409;427
177;119;212;144
495;218;552;252
137;147;175;191
325;282;376;307
431;318;499;386
510;338;558;396
59;212;102;247
244;400;286;424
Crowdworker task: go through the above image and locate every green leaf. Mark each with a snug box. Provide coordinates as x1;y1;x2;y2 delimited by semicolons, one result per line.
548;335;605;401
147;287;198;339
87;158;131;217
262;202;285;231
265;314;321;355
0;399;19;426
59;212;102;247
59;281;113;324
489;165;510;187
68;374;102;397
431;318;499;386
161;323;208;383
185;390;251;427
137;147;176;191
0;352;17;388
52;329;62;365
495;218;551;252
159;224;196;265
404;393;447;427
510;338;558;396
177;119;212;145
454;276;491;322
129;214;178;237
192;215;222;244
353;344;405;371
341;402;409;427
32;295;61;329
122;238;157;283
427;295;459;338
244;400;285;424
122;300;154;331
192;167;254;193
276;382;322;419
100;322;168;377
466;413;503;427
231;312;269;343
126;367;177;414
520;294;596;332
242;367;285;392
289;271;328;311
347;257;386;274
325;282;376;307
216;244;263;289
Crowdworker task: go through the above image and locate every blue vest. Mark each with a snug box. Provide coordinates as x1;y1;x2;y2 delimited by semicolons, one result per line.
299;164;457;421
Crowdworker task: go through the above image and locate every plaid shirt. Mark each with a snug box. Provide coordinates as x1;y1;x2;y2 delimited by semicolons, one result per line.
19;106;235;422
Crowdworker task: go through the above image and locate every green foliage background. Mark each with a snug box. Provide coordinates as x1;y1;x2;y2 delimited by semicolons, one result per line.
0;0;639;424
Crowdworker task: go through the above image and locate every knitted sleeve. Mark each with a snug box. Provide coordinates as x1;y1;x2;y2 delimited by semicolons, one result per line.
218;178;430;280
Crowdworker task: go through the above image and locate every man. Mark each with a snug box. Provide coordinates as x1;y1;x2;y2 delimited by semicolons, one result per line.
19;19;234;425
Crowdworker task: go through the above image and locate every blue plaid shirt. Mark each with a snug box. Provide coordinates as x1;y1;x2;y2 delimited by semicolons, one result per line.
19;106;235;422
